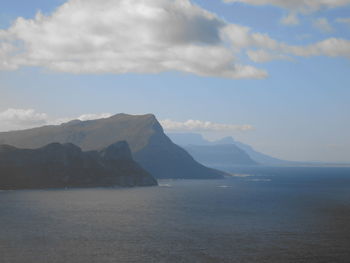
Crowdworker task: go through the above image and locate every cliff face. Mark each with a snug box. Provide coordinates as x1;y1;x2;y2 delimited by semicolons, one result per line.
0;141;157;190
0;114;225;179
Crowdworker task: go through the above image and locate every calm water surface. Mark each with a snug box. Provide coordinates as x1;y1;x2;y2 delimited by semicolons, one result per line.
1;167;350;263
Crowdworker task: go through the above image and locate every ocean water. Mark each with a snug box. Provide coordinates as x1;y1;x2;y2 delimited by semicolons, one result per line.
1;167;350;263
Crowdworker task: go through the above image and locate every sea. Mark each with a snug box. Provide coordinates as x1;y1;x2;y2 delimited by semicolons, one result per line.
1;166;350;263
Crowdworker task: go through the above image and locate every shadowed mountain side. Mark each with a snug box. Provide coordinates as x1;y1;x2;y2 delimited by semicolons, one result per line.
0;114;225;179
134;133;225;179
0;141;157;190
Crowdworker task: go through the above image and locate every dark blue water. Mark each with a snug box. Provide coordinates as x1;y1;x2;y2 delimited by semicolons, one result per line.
1;167;350;263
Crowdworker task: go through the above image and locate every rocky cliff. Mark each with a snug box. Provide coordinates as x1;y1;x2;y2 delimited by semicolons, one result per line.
0;141;157;190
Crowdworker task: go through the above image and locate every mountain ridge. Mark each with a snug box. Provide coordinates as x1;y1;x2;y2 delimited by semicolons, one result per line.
0;114;225;179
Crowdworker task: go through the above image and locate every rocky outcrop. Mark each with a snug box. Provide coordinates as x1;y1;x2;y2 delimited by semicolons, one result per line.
0;141;157;190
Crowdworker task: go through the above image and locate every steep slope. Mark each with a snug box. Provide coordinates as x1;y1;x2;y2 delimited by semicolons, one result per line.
0;114;224;179
0;141;157;190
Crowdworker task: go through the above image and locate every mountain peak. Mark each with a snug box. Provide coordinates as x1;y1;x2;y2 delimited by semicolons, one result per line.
61;119;82;127
0;144;18;152
109;113;156;120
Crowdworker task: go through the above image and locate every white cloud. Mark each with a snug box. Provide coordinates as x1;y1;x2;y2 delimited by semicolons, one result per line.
0;108;49;131
160;119;255;132
336;17;350;25
224;0;350;29
247;49;292;63
223;24;350;61
287;38;350;58
281;13;299;26
0;109;113;132
221;24;283;51
223;0;350;12
0;0;265;79
313;18;334;33
51;113;113;125
76;113;112;121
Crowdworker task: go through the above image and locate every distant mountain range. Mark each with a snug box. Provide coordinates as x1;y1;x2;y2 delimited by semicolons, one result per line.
0;141;157;190
0;114;225;179
184;144;258;167
167;133;295;166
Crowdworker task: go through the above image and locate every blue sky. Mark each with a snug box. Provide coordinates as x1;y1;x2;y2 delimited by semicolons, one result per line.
0;0;349;162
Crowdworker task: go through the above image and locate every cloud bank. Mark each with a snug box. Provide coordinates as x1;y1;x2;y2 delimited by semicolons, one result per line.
0;0;349;77
160;119;255;132
0;0;266;79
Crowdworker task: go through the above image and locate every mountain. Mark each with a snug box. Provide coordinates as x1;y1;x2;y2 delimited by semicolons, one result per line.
0;114;225;179
184;144;258;167
232;140;294;165
0;141;157;190
167;133;293;166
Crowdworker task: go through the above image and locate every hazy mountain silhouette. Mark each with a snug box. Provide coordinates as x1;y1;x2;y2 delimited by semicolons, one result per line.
0;114;225;179
185;144;258;167
0;141;157;190
167;133;293;166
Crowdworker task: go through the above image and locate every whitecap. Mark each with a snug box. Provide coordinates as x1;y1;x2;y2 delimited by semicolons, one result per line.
247;178;271;182
231;174;253;177
159;184;172;187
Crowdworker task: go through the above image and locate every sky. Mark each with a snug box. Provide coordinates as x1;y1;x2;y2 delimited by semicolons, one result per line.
0;0;349;163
